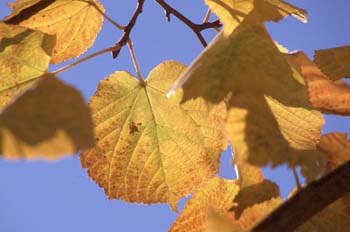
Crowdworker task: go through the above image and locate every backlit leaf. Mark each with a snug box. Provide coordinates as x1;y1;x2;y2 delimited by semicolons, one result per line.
0;22;55;108
287;51;350;115
169;24;324;181
229;197;282;230
204;0;307;36
0;75;94;160
5;0;104;64
314;46;350;80
232;161;280;218
81;61;227;211
169;177;239;232
318;133;350;172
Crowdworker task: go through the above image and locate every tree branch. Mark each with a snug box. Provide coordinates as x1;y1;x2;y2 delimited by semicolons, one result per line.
154;0;221;47
112;0;145;58
252;161;350;232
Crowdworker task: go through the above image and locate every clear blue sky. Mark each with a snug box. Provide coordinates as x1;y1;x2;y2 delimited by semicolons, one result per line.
1;1;350;231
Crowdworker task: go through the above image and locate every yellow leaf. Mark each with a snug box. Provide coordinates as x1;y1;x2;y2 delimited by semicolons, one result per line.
233;164;280;219
81;61;228;211
204;0;307;36
0;75;94;160
170;24;324;181
287;51;350;115
318;133;350;172
314;46;350;80
0;22;55;108
5;0;104;64
169;177;240;232
230;197;282;230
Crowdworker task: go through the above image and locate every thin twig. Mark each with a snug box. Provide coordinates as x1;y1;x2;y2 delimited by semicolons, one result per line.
112;0;145;58
252;161;350;232
127;39;145;85
292;167;302;190
154;0;221;47
203;8;211;23
81;0;125;30
51;0;145;76
51;44;121;75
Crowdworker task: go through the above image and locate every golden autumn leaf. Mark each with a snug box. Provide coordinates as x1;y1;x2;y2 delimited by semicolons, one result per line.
314;46;350;80
0;22;55;108
5;0;104;64
0;75;94;160
287;51;350;115
204;0;307;36
169;24;325;181
169;177;239;232
318;133;350;172
81;61;228;211
232;161;280;219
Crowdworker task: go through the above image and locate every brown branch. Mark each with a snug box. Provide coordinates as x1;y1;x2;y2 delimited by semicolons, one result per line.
252;161;350;232
154;0;221;47
112;0;145;58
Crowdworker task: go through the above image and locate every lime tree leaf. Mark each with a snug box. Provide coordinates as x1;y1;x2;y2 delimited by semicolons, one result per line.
230;198;282;231
314;46;350;80
318;133;350;172
204;0;307;36
0;75;94;160
5;0;104;64
169;24;324;181
81;61;228;211
232;161;280;219
169;177;239;232
0;22;55;108
287;51;350;115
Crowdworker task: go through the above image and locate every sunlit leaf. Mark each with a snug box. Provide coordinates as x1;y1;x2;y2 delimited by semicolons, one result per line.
169;24;324;181
5;0;104;64
169;177;239;232
0;22;55;108
232;161;280;218
81;61;228;211
0;75;94;160
318;133;350;171
204;0;307;36
314;46;350;80
287;51;350;115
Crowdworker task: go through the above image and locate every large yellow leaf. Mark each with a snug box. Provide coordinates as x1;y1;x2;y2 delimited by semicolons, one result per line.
0;22;55;108
81;61;227;211
287;51;350;115
169;24;324;181
0;75;94;160
5;0;104;64
314;46;350;80
204;0;307;36
169;177;240;232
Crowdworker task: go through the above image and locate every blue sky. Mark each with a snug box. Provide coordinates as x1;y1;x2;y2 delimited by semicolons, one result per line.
1;1;350;231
